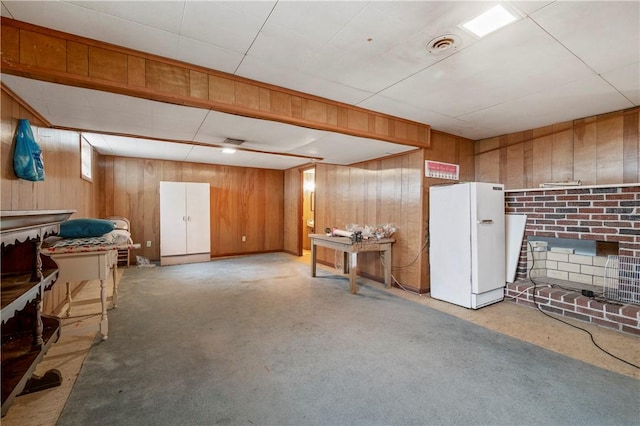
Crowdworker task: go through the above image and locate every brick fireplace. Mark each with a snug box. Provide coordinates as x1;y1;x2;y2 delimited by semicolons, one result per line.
503;184;640;335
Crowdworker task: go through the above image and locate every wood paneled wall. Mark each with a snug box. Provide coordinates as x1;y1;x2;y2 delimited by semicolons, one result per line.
423;131;476;291
475;107;640;189
313;150;425;290
100;156;284;260
281;131;475;293
1;89;101;314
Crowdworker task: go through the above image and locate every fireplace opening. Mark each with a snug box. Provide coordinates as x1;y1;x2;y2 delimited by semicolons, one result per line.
526;237;619;290
596;241;619;257
527;237;618;256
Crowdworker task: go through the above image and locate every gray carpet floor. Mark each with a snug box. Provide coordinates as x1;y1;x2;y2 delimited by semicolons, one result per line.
57;253;639;426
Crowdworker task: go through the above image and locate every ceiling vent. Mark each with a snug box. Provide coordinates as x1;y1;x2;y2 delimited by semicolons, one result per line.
223;138;245;146
427;34;461;55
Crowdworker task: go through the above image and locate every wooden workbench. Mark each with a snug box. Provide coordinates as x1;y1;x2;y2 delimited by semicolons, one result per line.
309;234;394;294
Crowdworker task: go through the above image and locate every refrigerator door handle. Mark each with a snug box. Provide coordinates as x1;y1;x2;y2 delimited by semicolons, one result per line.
477;219;494;224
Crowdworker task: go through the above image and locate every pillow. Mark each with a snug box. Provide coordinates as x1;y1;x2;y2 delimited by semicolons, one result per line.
59;218;115;238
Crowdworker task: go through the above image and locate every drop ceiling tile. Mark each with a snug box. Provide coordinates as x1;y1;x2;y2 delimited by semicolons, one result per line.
268;1;365;42
328;3;417;55
461;75;635;139
81;133;113;155
196;110;325;151
379;18;594;118
69;1;185;33
531;1;640;74
236;55;372;105
181;1;267;53
86;89;152;117
42;102;99;128
245;155;309;170
161;141;194;158
0;79;95;127
186;145;258;167
133;138;188;161
602;62;640;105
85;108;152;137
2;1;96;34
308;45;419;94
358;94;481;138
256;4;464;94
508;1;555;16
290;133;414;166
150;102;208;141
89;19;181;60
247;22;325;72
105;139;139;157
1;75;90;106
176;36;245;74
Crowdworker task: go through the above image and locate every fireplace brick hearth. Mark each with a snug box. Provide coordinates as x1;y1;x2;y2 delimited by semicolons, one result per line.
505;184;640;279
504;184;639;335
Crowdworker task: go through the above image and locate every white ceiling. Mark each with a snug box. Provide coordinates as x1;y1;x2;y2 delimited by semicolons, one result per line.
1;1;638;170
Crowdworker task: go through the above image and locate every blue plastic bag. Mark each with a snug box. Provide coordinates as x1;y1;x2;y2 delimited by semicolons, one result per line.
13;119;45;181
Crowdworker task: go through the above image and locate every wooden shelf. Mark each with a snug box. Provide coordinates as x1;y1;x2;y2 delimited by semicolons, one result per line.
1;315;60;407
1;210;73;417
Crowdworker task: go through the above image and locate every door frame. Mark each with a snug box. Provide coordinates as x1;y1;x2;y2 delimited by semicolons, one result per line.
298;166;316;255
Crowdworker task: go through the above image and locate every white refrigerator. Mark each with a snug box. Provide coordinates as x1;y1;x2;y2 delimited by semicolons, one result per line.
429;182;506;309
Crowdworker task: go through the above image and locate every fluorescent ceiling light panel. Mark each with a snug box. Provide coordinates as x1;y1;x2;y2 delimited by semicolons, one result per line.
462;5;517;37
222;148;236;154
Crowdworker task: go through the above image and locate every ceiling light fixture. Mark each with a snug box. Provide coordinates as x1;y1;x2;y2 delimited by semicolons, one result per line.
222;148;236;154
462;5;517;38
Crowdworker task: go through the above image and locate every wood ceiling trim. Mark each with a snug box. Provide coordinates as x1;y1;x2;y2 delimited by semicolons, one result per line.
1;17;430;149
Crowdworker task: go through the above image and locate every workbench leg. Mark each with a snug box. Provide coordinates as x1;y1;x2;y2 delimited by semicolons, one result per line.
383;248;392;288
99;279;108;340
349;252;358;294
311;243;317;277
343;251;349;274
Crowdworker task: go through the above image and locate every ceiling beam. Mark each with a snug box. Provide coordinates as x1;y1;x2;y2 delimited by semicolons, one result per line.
1;17;430;149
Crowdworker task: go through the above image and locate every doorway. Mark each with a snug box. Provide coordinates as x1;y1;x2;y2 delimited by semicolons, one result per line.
301;167;316;255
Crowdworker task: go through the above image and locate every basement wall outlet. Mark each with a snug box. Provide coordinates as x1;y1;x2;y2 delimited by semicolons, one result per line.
146;241;151;247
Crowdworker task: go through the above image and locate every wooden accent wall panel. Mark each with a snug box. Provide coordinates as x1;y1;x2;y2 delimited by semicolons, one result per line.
573;117;597;185
475;107;639;189
312;150;424;291
100;157;284;260
423;131;476;292
623;109;639;183
596;113;624;184
283;167;301;256
1;17;430;148
280;131;474;293
1;89;101;315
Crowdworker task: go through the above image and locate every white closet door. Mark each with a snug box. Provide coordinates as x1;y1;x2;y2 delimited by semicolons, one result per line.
185;182;210;255
160;181;187;256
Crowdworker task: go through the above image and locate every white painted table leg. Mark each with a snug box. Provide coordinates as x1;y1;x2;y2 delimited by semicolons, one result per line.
99;279;108;340
65;281;72;317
